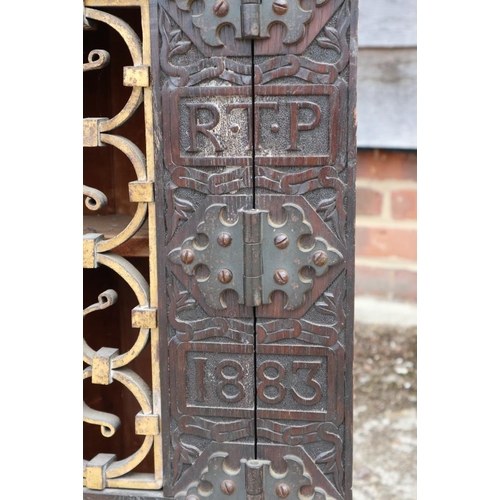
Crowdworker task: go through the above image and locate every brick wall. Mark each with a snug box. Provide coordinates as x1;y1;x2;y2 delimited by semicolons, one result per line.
355;149;417;302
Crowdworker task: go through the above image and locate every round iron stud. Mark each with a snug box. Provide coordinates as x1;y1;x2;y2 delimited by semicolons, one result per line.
213;0;230;17
217;232;233;247
275;483;291;498
274;269;289;285
312;250;328;267
274;233;289;249
220;479;236;495
218;269;233;284
180;249;195;265
186;495;199;500
272;0;288;15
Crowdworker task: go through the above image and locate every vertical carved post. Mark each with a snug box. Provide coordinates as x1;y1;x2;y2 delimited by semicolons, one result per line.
151;0;357;497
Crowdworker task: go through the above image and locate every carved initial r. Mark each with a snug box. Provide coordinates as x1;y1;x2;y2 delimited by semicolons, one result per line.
186;102;223;153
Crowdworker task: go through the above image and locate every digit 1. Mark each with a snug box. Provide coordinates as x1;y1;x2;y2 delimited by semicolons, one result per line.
194;357;207;402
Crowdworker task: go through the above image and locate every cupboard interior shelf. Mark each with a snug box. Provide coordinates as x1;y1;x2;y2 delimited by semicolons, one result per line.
83;214;149;258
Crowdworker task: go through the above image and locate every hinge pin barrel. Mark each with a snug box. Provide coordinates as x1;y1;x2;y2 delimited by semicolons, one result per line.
245;460;265;499
241;0;261;38
242;209;263;306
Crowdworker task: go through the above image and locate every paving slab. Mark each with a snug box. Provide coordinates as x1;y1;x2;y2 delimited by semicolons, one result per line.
352;323;417;499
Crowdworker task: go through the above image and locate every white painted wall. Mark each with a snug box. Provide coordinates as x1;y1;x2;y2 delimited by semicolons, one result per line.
358;0;417;47
357;0;417;149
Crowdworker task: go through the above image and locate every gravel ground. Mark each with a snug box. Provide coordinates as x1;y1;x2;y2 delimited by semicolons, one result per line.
352;324;417;500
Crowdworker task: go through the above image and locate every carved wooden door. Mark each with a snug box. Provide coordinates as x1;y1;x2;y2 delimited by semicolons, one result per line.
152;0;358;498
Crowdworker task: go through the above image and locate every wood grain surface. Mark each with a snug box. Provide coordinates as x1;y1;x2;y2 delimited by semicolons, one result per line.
149;0;358;497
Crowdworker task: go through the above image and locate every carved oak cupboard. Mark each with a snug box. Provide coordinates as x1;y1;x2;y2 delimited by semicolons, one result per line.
83;0;357;498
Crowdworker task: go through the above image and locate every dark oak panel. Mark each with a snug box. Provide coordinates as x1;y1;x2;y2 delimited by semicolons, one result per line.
150;0;357;497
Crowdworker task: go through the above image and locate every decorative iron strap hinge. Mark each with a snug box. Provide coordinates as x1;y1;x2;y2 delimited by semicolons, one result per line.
183;0;312;46
175;452;335;500
168;198;344;311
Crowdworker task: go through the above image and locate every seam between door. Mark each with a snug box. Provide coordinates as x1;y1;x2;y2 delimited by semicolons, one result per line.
250;38;259;461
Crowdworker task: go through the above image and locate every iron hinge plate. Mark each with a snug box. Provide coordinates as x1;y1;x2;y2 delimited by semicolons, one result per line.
168;195;344;311
175;0;312;47
175;452;335;500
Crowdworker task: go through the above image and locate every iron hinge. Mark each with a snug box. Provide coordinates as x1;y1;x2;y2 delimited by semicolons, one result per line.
241;0;261;38
175;452;336;499
168;197;343;311
242;209;264;306
186;0;313;46
240;0;313;41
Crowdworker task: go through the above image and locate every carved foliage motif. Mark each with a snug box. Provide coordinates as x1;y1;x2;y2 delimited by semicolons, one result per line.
257;270;347;346
167;276;254;343
159;0;351;87
257;420;344;497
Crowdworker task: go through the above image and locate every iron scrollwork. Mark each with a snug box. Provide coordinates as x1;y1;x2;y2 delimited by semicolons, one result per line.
83;0;161;491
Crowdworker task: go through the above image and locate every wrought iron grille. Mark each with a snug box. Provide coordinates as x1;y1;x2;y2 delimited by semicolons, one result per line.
83;0;162;490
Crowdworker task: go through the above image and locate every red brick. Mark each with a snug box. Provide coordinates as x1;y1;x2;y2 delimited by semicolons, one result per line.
391;189;417;220
393;270;417;302
357;149;417;181
356;227;417;260
355;266;392;299
356;187;383;216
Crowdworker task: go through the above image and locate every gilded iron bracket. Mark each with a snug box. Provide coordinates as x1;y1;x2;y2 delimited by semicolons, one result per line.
168;198;343;311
